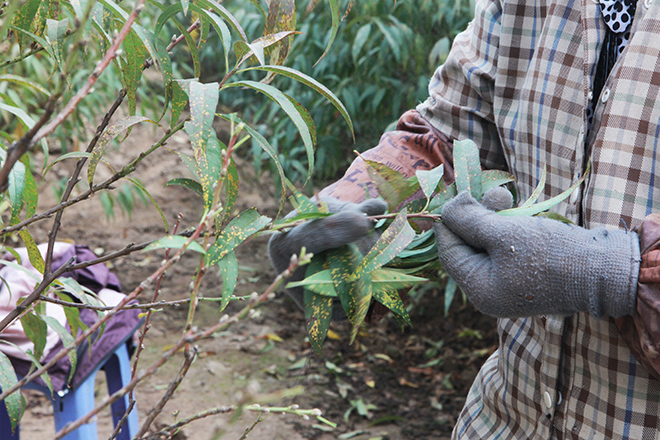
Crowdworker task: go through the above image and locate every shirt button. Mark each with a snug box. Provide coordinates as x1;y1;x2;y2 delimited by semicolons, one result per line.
601;88;611;103
543;390;553;410
645;0;652;8
587;91;593;101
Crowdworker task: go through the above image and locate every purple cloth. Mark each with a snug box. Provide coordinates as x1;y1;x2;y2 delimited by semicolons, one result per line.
10;246;142;392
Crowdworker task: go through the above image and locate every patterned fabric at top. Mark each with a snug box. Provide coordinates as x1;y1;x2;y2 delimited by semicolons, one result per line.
320;0;660;437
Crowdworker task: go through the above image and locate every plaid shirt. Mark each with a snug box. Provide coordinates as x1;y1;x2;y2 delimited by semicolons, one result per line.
320;0;660;437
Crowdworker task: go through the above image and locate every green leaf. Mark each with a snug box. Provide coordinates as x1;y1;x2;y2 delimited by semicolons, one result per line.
416;165;445;200
535;211;574;224
184;80;219;158
217;251;238;312
53;283;100;322
371;268;427;293
17;229;45;274
0;75;49;96
444;277;458;316
171;81;189;129
481;169;516;193
327;245;371;343
154;3;201;77
11;0;41;51
40;315;77;384
351;210;416;279
120;31;149;116
165;178;203;198
175;151;201;180
220;158;240;226
198;0;248;41
132;23;173;112
304;289;333;354
219;114;286;206
222;80;315;183
373;17;400;62
8;160;26;225
144;236;206;254
44;18;70;71
20;312;47;361
352;23;372;64
263;0;296;68
0;102;36;130
43;152;92;177
57;296;86;342
287;269;336;297
314;0;339;66
186;132;223;211
287;184;321;214
127;178;169;233
520;166;547;208
498;163;590;217
291;267;426;297
21;158;37;220
241;65;354;140
371;289;411;327
206;208;271;266
364;160;419;210
196;8;232;74
429;182;457;213
87;116;153;186
248;0;267;17
453;139;482;200
1;340;53;396
0;351;22;432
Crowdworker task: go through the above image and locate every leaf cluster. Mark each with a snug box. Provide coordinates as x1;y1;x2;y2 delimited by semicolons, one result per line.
292;139;587;352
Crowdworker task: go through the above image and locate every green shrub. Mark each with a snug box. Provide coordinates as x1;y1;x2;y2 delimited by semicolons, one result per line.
206;0;475;184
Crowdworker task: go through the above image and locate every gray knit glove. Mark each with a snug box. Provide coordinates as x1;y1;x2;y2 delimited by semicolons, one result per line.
269;197;387;311
434;189;640;318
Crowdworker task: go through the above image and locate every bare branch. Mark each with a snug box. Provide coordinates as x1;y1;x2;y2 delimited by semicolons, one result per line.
44;89;127;275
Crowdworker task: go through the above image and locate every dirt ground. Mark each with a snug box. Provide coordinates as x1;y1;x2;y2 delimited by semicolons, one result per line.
15;123;498;440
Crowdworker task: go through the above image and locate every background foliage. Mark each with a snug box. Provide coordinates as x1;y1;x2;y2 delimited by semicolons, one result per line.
212;0;475;184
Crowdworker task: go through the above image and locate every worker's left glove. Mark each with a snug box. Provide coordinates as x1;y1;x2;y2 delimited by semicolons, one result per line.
434;189;640;318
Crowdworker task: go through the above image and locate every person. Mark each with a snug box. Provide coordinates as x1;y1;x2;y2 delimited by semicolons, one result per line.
269;0;660;437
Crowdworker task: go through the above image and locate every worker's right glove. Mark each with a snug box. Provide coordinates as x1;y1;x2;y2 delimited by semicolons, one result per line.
434;188;640;319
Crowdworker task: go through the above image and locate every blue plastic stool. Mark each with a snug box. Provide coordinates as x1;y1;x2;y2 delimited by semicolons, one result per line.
1;342;139;440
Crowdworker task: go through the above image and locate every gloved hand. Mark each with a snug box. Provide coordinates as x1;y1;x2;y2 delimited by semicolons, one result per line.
268;197;388;311
434;188;640;318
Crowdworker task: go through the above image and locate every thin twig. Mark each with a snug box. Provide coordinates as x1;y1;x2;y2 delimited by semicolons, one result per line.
38;294;252;311
134;345;197;438
0;118;186;236
0;46;45;69
44;89;127;276
44;250;310;440
239;413;268;440
369;212;442;221
141;406;236;440
0;217;208;402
